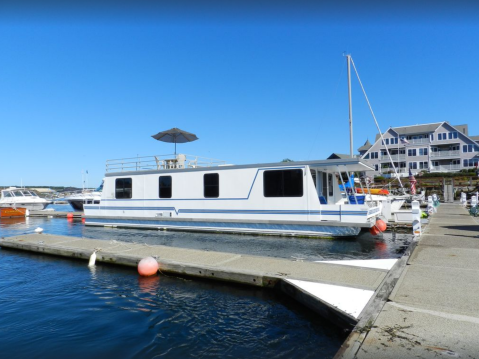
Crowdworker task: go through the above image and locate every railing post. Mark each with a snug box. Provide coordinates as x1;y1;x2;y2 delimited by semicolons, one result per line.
412;200;421;237
427;196;434;215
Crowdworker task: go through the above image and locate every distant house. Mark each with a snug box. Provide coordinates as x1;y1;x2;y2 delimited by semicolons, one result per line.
359;122;479;177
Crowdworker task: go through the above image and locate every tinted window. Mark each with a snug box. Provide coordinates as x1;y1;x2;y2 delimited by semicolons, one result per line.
264;169;303;197
204;173;219;198
115;178;132;199
159;176;172;198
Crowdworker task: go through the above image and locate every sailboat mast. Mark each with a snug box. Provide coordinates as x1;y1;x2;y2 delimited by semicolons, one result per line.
347;55;353;157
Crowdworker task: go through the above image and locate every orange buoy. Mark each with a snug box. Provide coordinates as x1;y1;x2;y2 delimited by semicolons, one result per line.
375;219;387;232
66;213;74;219
82;218;86;223
138;257;159;276
369;226;380;236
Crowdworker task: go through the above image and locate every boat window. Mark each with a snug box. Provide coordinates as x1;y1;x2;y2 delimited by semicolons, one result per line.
328;174;334;197
115;178;132;199
310;170;317;189
263;169;303;197
159;176;172;198
13;191;24;197
3;192;12;197
204;173;219;198
22;191;33;196
322;172;328;198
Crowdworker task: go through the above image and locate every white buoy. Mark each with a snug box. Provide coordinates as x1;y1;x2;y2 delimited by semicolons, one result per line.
34;227;43;234
88;251;97;266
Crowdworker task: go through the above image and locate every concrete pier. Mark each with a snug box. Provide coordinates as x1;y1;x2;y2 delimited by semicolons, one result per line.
0;232;397;330
337;203;479;358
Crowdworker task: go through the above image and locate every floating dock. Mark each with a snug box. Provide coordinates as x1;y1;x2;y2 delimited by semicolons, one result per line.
28;210;83;218
0;232;404;331
336;203;479;358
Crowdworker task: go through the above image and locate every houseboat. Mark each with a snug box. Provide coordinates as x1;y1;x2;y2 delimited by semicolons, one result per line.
83;154;382;237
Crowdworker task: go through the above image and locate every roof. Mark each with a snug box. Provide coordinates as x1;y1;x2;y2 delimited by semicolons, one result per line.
392;123;442;135
470;135;479;142
357;139;372;152
327;153;354;160
372;123;468;141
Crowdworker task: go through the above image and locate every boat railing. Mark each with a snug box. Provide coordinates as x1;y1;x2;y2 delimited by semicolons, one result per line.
106;154;228;173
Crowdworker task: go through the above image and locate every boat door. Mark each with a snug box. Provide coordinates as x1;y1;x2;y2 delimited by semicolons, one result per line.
316;171;334;204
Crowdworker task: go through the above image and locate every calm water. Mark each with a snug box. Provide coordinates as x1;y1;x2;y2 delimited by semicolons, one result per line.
0;205;413;358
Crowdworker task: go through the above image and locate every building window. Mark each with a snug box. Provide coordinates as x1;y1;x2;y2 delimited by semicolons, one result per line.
463;144;479;153
408;149;417;156
409;162;418;169
363;153;370;159
204;173;219;198
115;178;132;199
464;159;479;167
430;134;434;141
419;162;428;169
370;152;378;159
448;131;458;139
419;148;428;156
264;169;303;197
385;138;389;145
375;164;379;171
159;176;172;198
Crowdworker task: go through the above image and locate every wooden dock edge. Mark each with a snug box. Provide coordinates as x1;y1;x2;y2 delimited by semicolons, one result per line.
333;239;419;359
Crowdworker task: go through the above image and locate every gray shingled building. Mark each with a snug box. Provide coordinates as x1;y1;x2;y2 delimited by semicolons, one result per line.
358;122;479;177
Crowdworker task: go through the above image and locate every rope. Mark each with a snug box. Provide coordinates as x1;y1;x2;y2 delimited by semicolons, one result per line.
350;58;404;190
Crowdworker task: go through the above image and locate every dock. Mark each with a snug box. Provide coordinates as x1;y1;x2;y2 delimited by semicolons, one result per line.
0;232;400;331
337;203;479;358
28;210;83;218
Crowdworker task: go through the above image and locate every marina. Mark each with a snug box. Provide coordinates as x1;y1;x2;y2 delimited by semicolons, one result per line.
1;200;479;357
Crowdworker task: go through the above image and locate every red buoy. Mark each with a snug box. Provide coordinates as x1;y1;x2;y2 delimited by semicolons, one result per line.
375;219;387;232
138;257;159;276
369;226;380;236
66;213;74;219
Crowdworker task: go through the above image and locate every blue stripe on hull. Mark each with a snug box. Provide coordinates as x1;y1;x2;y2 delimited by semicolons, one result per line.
83;206;369;216
85;218;361;237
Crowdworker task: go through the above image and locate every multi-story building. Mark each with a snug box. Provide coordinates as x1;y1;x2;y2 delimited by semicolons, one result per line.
358;122;479;177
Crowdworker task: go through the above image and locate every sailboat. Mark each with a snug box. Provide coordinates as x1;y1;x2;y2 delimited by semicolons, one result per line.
342;55;410;221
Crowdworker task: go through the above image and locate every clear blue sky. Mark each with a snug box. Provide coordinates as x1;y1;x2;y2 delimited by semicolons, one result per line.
1;1;479;187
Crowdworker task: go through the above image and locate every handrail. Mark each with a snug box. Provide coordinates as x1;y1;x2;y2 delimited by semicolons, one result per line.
105;154;228;173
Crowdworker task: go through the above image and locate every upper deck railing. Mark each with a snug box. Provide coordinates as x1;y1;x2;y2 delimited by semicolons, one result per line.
106;154;228;173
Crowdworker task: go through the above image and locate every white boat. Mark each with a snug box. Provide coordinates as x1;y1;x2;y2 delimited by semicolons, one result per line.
83;154;382;238
0;187;51;210
64;183;103;211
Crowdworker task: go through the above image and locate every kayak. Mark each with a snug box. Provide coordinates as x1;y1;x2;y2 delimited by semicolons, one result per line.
356;188;390;195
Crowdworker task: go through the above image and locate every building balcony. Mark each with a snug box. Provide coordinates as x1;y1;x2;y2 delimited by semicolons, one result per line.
409;138;430;145
430;150;461;158
430;164;461;172
380;154;406;161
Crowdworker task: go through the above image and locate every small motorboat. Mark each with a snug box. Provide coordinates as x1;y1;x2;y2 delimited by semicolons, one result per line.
0;188;51;210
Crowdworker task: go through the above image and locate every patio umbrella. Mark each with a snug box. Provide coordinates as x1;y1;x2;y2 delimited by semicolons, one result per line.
151;127;199;155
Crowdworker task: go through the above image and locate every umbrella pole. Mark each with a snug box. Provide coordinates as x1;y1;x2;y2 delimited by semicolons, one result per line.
175;140;177;156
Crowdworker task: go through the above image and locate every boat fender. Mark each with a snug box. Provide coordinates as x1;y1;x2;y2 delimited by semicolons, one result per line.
369;226;380;236
138;257;159;276
375;219;387;232
88;250;98;266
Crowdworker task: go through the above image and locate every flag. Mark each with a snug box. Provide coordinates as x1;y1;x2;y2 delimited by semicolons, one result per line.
409;169;417;195
400;137;410;145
